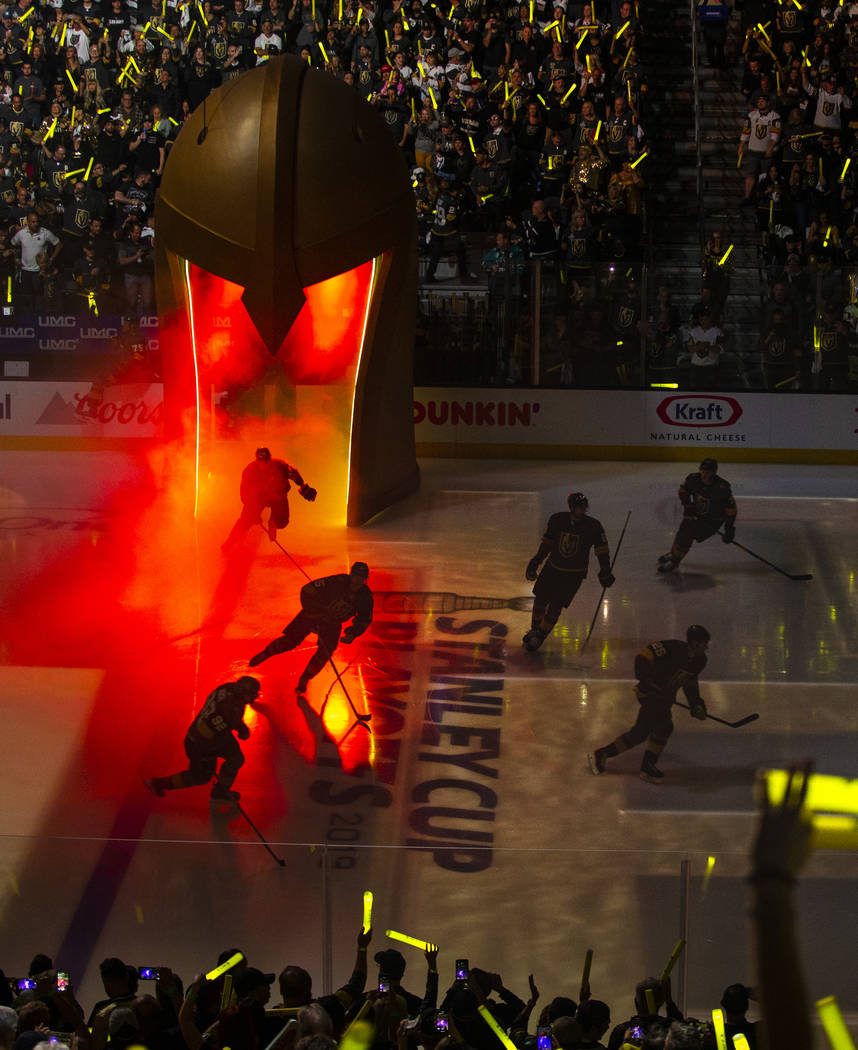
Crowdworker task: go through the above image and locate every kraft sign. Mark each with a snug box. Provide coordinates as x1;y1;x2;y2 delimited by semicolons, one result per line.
656;395;743;427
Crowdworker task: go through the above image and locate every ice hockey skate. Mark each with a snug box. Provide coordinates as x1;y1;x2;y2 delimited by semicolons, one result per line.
210;784;241;801
639;761;665;783
657;555;679;574
522;628;546;652
587;751;606;775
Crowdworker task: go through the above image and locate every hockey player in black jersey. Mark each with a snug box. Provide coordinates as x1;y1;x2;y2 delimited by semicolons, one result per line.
249;563;373;693
223;446;317;548
144;676;260;802
523;492;614;652
588;625;710;783
658;458;737;573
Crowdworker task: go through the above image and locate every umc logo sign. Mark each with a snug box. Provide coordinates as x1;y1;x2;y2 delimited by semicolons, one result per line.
656;395;743;428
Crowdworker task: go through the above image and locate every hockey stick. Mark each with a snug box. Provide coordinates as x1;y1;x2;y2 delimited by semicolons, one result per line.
581;510;632;651
719;533;813;581
234;801;287;867
326;649;372;725
674;701;759;728
265;527;372;725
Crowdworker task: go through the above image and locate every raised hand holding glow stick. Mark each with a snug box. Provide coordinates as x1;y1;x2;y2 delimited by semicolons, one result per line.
363;890;373;933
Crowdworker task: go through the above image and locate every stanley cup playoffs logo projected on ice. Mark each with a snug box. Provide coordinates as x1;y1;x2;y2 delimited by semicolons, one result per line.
155;56;419;526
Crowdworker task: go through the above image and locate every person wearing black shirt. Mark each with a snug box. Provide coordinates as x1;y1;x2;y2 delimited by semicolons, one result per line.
127;116;165;176
588;626;710;782
523;491;614;651
249;563;374;695
144;677;261;801
657;458;738;573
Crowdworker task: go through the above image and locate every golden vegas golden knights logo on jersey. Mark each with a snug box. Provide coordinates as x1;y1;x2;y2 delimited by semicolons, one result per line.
820;329;837;352
10;121;23;138
609;124;623;143
213;39;227;59
570;236;585;256
617;306;635;328
769;337;786;359
328;599;352;619
52;170;65;191
486;138;498;158
823;100;834;116
559;532;580;557
75;207;90;229
695;495;711;516
755;123;768;139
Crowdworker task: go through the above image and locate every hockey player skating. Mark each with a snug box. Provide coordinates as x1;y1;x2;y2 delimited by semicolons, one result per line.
223;447;317;548
523;492;614;652
144;676;260;802
658;458;736;574
249;562;373;693
587;625;710;783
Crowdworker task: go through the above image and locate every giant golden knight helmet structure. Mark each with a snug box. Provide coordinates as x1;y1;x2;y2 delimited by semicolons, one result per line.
155;55;419;525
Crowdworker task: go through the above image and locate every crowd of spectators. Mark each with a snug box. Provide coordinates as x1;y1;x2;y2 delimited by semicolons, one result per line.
0;944;761;1050
0;767;821;1050
730;0;858;390
0;0;652;385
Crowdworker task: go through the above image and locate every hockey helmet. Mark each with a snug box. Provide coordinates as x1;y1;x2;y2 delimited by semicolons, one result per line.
567;492;589;510
686;625;710;643
237;675;261;697
699;458;717;473
255;447;272;461
350;561;370;579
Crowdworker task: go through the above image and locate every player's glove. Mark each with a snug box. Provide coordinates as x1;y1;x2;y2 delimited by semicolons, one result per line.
341;626;357;644
722;521;735;543
690;700;707;721
598;569;615;588
237;723;251;740
525;557;541;582
299;483;317;502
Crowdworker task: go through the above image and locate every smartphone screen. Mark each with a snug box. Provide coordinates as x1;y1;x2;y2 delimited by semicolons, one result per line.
537;1026;552;1050
436;1013;449;1032
138;968;159;980
455;958;468;981
56;973;70;992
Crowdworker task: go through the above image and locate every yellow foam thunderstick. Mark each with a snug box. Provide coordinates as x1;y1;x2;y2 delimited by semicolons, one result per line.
363;890;373;933
712;1010;727;1050
816;996;857;1050
206;952;244;981
478;1005;517;1050
660;939;686;983
386;930;439;953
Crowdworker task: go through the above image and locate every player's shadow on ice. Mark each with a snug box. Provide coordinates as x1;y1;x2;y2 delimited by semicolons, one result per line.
296;692;347;767
661;763;757;795
657;572;717;592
